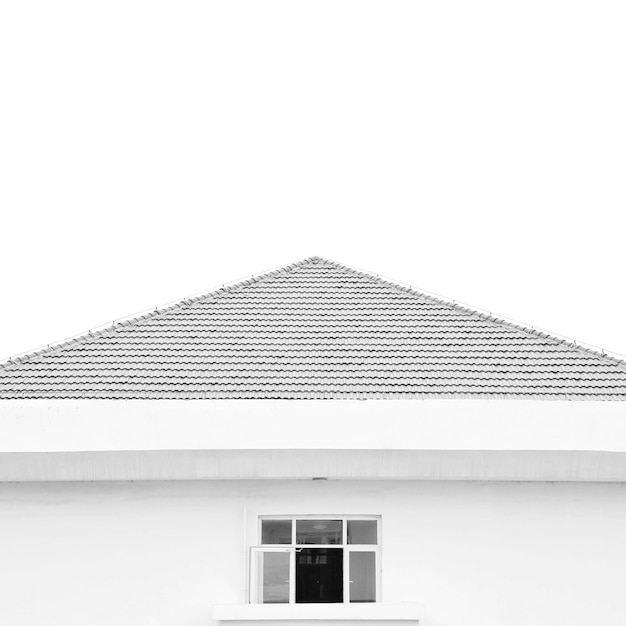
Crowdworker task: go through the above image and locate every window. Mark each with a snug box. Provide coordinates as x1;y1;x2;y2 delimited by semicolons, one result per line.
250;516;380;604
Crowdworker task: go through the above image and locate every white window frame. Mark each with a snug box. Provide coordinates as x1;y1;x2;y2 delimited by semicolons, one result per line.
250;515;381;604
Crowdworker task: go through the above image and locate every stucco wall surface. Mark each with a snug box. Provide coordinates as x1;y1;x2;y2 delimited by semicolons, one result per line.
1;480;625;626
2;400;626;453
3;400;626;481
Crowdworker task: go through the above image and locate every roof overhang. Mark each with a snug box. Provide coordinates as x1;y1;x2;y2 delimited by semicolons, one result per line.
1;399;625;482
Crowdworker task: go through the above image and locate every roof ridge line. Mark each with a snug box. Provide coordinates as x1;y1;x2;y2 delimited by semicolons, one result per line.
0;256;321;371
2;254;624;373
316;257;626;369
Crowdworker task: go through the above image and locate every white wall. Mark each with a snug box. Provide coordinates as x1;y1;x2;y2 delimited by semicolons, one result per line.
1;479;625;626
2;400;626;453
3;400;626;482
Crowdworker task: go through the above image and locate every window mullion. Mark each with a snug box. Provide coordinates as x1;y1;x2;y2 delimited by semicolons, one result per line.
290;518;296;604
343;520;348;603
289;548;296;604
376;548;381;603
343;546;350;603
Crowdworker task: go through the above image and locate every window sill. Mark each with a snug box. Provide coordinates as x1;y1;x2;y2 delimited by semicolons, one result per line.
213;604;420;621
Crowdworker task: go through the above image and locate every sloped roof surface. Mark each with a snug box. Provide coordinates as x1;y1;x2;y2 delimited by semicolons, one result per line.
1;257;626;399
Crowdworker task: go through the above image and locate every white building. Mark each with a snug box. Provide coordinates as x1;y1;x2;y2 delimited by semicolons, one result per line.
1;256;625;626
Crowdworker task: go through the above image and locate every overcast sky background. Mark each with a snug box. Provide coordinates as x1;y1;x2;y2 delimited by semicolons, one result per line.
1;1;625;362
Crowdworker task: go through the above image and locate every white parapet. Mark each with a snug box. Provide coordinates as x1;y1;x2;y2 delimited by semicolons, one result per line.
1;400;625;481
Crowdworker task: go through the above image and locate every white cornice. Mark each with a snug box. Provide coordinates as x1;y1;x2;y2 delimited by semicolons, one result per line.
1;400;625;482
1;399;625;453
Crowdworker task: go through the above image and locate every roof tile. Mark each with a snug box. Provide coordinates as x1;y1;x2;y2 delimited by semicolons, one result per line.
1;257;625;399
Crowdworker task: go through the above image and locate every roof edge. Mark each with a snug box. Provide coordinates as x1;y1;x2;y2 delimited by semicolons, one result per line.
313;256;626;370
0;256;322;371
1;254;624;372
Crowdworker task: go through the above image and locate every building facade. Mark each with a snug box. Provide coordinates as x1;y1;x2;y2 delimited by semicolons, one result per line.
1;257;626;626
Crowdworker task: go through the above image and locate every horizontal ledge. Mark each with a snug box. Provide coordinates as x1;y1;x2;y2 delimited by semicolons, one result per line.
213;604;421;621
2;449;626;482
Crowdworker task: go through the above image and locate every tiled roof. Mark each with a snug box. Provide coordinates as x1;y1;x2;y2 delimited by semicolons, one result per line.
1;256;625;399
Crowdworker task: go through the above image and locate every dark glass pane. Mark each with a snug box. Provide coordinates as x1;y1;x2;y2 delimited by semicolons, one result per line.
259;551;290;604
347;520;377;545
262;520;292;545
296;548;343;603
349;552;376;602
296;520;342;545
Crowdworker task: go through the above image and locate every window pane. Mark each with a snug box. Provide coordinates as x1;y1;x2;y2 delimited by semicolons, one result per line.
296;520;342;545
350;552;376;602
262;520;292;545
347;520;377;545
296;548;343;603
256;551;290;604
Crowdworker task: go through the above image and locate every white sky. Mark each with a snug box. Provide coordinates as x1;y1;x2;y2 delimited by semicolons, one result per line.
1;1;625;362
